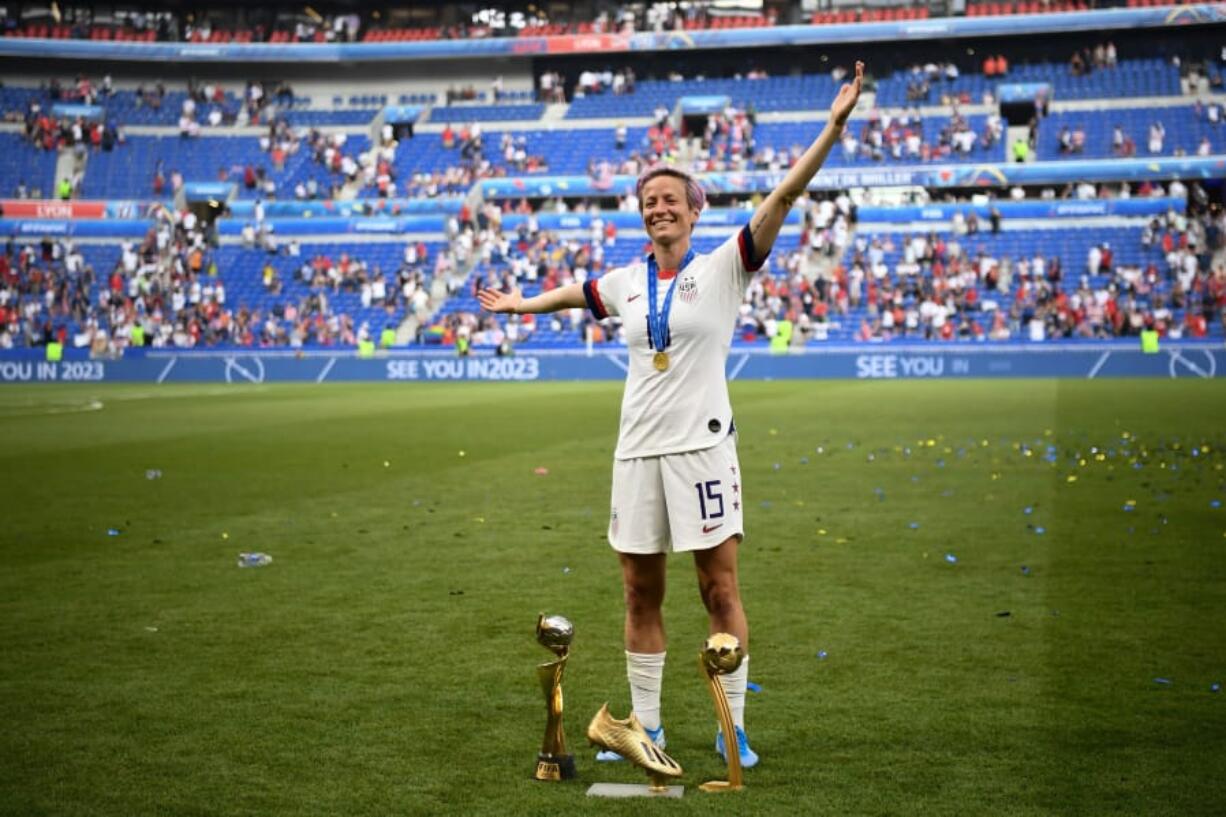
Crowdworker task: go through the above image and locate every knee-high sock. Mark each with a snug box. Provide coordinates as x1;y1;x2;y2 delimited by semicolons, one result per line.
717;655;748;730
626;650;666;731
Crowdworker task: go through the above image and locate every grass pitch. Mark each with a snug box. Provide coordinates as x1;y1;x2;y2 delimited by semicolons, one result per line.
1;379;1224;817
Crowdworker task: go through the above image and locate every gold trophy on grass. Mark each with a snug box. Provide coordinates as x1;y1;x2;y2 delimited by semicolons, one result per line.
699;633;746;793
585;704;685;798
533;613;576;781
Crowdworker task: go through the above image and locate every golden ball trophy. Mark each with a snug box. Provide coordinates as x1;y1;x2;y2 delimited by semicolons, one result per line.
699;632;746;793
533;613;576;781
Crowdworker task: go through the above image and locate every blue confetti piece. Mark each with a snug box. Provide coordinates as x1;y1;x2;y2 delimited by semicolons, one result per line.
1211;500;1222;509
1023;506;1033;515
816;650;828;660
1133;462;1144;470
1021;566;1031;576
1153;677;1173;685
1123;505;1134;512
107;528;121;536
846;442;855;450
1192;448;1200;457
909;522;920;530
941;489;954;497
1034;526;1046;535
746;681;762;693
799;457;809;465
935;459;945;468
911;476;921;483
1211;683;1221;693
760;501;772;509
944;553;958;564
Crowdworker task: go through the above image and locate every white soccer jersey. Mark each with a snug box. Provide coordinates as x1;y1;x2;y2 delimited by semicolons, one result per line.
583;225;766;460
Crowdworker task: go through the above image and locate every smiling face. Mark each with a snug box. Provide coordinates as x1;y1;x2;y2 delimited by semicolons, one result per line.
640;174;701;248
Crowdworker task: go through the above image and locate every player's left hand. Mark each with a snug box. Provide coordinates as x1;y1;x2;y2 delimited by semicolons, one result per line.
831;61;864;128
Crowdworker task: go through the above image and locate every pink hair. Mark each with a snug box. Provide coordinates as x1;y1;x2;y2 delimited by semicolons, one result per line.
635;165;706;214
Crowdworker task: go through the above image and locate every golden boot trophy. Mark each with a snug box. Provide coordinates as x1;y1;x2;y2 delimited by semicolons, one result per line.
699;633;746;793
585;704;684;798
533;613;576;781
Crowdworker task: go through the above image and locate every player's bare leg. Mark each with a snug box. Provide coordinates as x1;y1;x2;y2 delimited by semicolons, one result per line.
693;535;757;767
597;553;670;762
620;552;667;652
692;535;747;648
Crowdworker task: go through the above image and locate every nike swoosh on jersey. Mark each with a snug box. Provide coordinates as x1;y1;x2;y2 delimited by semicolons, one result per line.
627;293;642;302
702;523;724;534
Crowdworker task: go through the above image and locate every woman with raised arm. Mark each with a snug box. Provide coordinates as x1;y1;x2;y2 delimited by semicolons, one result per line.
479;62;863;768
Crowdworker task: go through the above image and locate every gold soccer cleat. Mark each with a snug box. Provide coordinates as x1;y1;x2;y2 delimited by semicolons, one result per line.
587;703;683;787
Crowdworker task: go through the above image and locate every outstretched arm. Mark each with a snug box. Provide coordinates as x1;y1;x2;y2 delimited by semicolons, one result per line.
477;282;586;314
745;62;864;264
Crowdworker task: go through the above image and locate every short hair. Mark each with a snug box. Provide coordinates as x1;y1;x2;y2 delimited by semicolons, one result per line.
635;165;706;214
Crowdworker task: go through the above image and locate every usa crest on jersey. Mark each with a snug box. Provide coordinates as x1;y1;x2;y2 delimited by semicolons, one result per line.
678;274;698;304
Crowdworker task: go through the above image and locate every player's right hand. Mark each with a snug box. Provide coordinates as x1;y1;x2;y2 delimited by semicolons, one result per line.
477;287;523;314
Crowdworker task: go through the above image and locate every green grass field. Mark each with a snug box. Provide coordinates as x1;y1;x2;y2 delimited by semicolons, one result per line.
1;380;1224;816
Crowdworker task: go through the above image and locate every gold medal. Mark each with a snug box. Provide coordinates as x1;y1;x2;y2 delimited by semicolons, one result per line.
653;351;670;372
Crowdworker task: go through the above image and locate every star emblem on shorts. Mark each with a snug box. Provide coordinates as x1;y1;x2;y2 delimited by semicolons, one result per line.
730;466;737;475
732;482;740;494
733;500;740;511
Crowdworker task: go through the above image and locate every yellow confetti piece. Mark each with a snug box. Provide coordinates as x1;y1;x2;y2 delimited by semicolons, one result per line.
383;460;391;468
769;428;779;436
817;529;828;536
991;473;1001;481
473;517;485;523
981;440;989;447
1067;475;1078;484
926;439;936;447
221;532;229;540
1125;499;1137;507
330;512;338;518
458;450;466;457
1044;429;1053;437
1079;459;1087;467
1095;453;1106;462
835;538;848;544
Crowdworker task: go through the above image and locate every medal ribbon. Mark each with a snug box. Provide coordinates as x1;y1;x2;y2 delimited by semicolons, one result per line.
646;248;695;352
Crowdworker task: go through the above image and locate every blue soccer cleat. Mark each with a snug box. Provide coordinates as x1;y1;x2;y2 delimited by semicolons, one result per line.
715;725;759;769
595;724;665;762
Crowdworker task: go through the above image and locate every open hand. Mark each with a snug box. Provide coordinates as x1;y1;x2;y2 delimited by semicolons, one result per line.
477;287;523;314
831;61;865;128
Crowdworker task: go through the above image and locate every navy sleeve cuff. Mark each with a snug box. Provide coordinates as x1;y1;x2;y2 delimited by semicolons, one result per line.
738;224;769;272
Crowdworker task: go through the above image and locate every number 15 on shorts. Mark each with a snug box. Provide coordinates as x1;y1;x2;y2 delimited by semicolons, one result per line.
695;480;724;521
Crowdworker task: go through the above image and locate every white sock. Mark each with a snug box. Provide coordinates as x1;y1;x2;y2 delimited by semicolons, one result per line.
626;650;666;731
717;655;748;731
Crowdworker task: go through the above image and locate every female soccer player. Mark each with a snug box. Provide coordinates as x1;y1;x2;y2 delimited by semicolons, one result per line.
478;62;863;768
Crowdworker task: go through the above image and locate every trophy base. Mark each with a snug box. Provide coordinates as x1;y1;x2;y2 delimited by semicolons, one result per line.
699;780;744;793
587;783;684;799
533;753;576;781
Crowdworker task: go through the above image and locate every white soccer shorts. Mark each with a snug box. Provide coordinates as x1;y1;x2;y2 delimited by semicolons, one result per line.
607;433;745;554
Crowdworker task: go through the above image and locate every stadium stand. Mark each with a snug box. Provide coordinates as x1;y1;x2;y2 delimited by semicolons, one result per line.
2;2;1225;354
